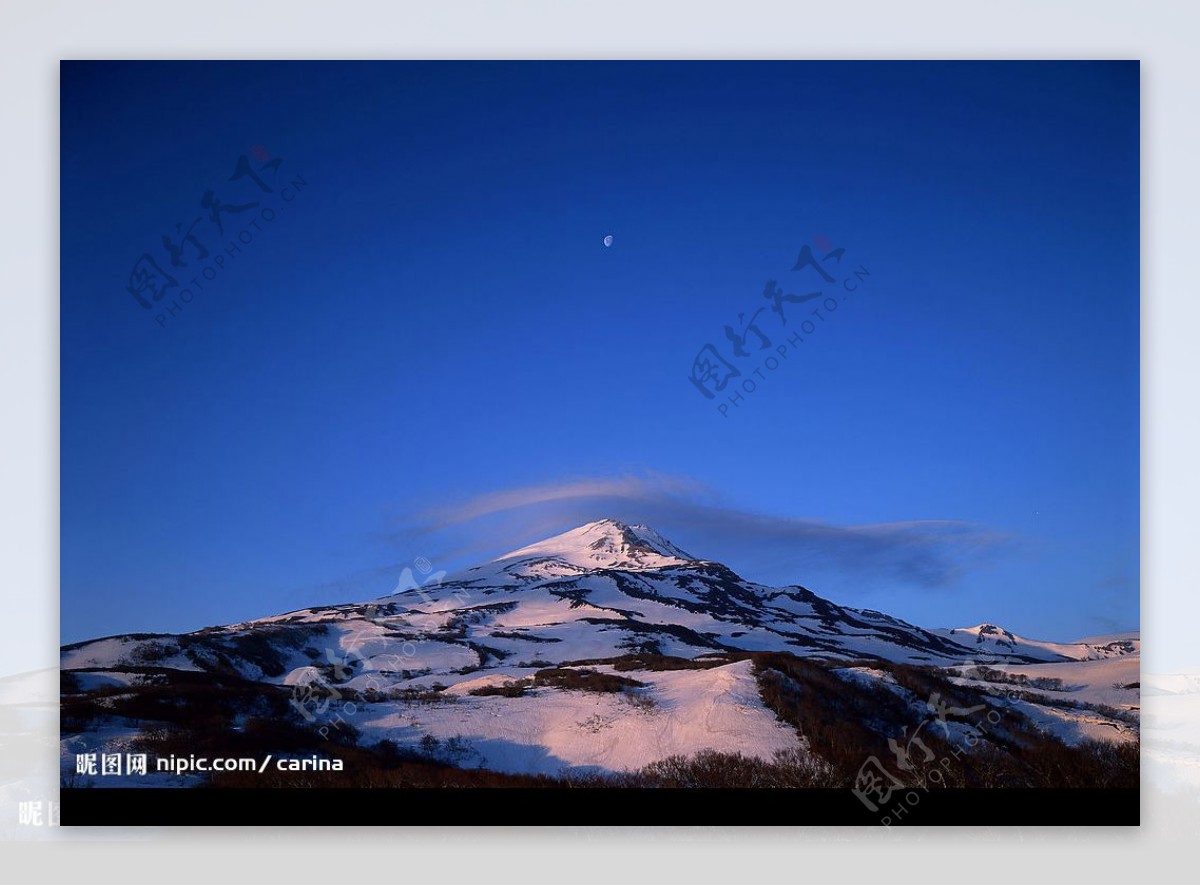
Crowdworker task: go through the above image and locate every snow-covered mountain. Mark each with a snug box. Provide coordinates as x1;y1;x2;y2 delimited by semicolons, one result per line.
495;519;696;571
60;519;1140;783
362;518;1074;667
935;623;1140;662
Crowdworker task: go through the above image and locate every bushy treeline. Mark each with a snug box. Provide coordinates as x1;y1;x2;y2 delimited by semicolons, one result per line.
748;652;1139;789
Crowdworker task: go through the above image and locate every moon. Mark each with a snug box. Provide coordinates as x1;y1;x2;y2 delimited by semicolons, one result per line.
603;234;614;247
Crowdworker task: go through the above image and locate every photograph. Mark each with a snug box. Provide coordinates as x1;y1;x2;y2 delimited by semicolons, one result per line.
57;60;1140;827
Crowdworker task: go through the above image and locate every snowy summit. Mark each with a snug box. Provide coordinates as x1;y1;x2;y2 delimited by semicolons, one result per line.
496;518;697;571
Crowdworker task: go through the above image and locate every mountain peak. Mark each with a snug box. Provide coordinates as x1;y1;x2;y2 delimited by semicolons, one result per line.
496;519;696;571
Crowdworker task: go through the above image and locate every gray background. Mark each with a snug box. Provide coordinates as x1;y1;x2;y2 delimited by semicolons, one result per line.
0;0;1192;881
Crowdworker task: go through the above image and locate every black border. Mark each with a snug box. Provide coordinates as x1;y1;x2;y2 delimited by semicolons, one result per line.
61;787;1138;826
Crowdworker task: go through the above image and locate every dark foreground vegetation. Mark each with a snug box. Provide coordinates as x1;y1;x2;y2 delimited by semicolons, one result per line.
60;649;1139;790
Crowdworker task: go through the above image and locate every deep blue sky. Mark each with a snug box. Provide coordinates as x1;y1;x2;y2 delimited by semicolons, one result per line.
61;61;1139;644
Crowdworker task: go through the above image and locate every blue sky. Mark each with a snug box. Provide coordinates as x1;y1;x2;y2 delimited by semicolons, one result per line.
60;61;1139;644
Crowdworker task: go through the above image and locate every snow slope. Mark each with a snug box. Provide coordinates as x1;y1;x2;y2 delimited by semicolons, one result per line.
357;658;800;775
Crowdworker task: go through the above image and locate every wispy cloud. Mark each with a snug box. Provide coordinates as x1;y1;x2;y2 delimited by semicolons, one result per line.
391;472;1008;592
420;472;711;528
